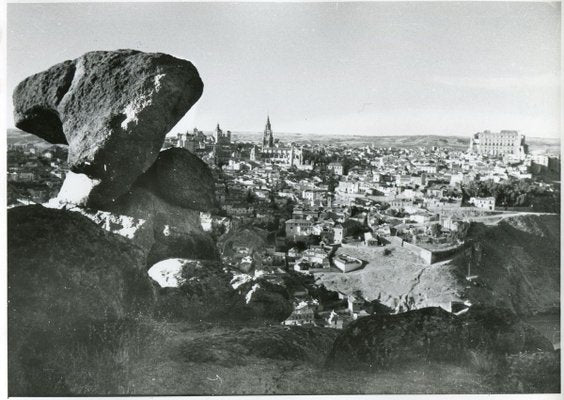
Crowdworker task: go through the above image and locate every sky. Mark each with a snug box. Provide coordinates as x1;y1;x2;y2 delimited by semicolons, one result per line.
6;2;562;138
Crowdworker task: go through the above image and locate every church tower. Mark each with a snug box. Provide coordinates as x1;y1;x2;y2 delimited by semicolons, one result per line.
263;116;274;148
213;123;222;144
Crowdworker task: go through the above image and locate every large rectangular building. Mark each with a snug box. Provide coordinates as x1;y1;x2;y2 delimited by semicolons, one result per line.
469;130;526;157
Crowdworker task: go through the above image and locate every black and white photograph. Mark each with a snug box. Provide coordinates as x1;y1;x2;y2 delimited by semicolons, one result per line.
4;1;562;396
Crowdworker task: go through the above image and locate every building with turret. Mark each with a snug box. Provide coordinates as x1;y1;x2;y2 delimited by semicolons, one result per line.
213;123;232;145
176;128;206;153
212;124;232;166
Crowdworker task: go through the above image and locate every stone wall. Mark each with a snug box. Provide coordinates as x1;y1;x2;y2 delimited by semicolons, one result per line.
389;235;464;265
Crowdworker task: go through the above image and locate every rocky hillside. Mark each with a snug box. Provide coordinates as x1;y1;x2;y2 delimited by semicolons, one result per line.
326;306;553;370
454;214;560;316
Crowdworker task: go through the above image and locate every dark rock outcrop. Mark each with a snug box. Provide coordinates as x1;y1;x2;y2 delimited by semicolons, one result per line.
460;305;554;354
135;148;218;212
13;49;203;208
238;278;294;322
505;350;561;393
8;205;155;395
152;260;243;321
175;325;340;367
326;307;464;369
326;306;555;370
150;260;292;323
454;215;560;316
107;186;218;265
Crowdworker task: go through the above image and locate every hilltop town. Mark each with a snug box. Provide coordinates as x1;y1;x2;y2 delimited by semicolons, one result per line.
9;118;561;329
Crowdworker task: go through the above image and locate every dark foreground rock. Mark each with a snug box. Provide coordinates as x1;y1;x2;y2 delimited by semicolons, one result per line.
135;147;218;212
150;260;293;323
13;49;203;207
8;205;155;395
505;350;561;393
327;307;464;369
175;325;340;367
454;215;560;316
326;306;555;370
108;186;218;265
461;305;554;354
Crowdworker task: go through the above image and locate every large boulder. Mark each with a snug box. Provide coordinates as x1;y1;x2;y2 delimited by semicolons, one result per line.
13;49;203;208
8;205;155;395
107;186;218;265
238;278;294;322
135;148;218;212
151;259;248;321
43;202;157;258
149;259;293;323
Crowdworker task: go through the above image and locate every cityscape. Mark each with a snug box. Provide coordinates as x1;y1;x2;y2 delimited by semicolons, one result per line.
6;1;561;397
8;118;561;325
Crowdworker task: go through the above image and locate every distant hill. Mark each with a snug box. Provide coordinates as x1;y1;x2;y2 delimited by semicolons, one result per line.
231;132;473;149
232;131;560;154
7;128;59;149
525;137;561;156
9;128;560;154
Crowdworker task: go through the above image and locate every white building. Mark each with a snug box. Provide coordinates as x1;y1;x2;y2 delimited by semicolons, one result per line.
469;130;526;157
333;225;344;244
328;162;344;175
333;253;363;273
469;196;496;211
285;219;313;238
336;181;360;194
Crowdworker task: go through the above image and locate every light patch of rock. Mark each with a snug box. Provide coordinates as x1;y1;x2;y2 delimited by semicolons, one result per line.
246;283;261;304
55;171;101;207
148;258;190;288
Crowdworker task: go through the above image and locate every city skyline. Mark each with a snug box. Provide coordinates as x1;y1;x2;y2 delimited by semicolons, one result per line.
7;2;562;138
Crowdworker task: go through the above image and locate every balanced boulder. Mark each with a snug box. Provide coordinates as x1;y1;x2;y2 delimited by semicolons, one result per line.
13;49;203;208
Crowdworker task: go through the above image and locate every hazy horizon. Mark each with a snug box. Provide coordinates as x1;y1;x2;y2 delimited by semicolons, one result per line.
7;2;562;138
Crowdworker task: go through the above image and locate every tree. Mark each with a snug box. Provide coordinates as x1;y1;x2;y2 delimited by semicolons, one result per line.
430;223;442;238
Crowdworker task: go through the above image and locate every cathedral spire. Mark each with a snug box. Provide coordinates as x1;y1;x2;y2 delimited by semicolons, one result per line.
263;115;274;148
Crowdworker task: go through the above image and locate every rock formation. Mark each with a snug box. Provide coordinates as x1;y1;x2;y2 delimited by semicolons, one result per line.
149;259;293;322
8;205;155;395
9;50;218;395
107;185;218;265
326;306;554;371
14;50;219;266
454;215;560;315
13;49;203;208
134;147;218;212
326;307;464;369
